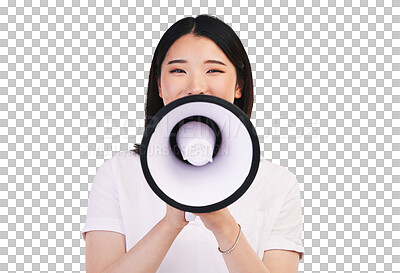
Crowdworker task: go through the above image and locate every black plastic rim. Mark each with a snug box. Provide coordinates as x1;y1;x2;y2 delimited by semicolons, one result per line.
169;115;222;165
140;95;260;213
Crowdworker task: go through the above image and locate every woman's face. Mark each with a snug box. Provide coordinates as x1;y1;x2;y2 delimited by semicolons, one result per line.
158;34;242;105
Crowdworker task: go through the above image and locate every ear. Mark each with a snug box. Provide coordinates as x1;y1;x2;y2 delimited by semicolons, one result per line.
234;80;243;99
158;79;163;98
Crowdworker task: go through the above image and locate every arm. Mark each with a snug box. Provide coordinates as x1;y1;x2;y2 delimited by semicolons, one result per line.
197;209;300;273
262;250;300;272
198;209;269;273
85;205;188;273
83;157;188;272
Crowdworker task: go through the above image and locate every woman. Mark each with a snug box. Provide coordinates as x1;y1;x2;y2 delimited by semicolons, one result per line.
82;15;304;273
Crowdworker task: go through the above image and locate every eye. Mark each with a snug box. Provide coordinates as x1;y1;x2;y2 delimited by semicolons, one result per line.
170;69;186;73
207;69;224;74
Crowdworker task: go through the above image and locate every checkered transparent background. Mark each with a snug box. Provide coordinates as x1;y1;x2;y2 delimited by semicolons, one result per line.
1;0;399;272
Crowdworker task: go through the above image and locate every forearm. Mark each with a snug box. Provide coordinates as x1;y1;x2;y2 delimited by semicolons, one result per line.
213;220;270;273
101;218;182;273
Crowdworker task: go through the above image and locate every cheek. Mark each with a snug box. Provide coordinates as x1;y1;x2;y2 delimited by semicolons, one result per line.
210;76;237;100
160;75;180;96
159;74;186;105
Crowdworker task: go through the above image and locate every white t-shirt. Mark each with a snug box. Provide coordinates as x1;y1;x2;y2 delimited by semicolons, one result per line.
82;150;304;272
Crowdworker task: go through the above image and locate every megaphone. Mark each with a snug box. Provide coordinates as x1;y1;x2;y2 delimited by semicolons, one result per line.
140;95;260;220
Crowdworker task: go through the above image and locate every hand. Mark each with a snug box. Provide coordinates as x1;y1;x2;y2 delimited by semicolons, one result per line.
195;208;241;254
194;208;238;236
162;204;189;231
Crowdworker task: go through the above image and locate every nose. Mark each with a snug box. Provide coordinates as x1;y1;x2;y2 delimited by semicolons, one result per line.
185;74;208;95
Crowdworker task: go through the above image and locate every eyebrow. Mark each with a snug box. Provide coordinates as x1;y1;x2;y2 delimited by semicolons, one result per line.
167;59;227;66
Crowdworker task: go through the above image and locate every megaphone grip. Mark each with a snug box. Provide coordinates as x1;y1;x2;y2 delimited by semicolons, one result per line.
184;212;196;221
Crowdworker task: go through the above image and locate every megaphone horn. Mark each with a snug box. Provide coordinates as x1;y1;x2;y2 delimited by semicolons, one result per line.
140;95;260;215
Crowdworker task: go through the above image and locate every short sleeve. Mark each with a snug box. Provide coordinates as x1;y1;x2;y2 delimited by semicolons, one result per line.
81;157;125;240
264;173;304;259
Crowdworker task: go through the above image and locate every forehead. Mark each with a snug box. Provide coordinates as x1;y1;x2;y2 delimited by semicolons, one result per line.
164;34;230;62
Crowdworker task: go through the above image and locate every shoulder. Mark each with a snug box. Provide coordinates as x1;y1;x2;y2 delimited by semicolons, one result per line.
257;156;298;189
92;150;141;182
110;150;140;162
237;156;298;210
99;150;140;169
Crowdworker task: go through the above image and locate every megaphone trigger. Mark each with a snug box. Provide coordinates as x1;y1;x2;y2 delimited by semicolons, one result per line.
185;211;196;221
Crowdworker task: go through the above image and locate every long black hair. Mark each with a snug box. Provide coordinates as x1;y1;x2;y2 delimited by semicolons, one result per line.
132;15;253;154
